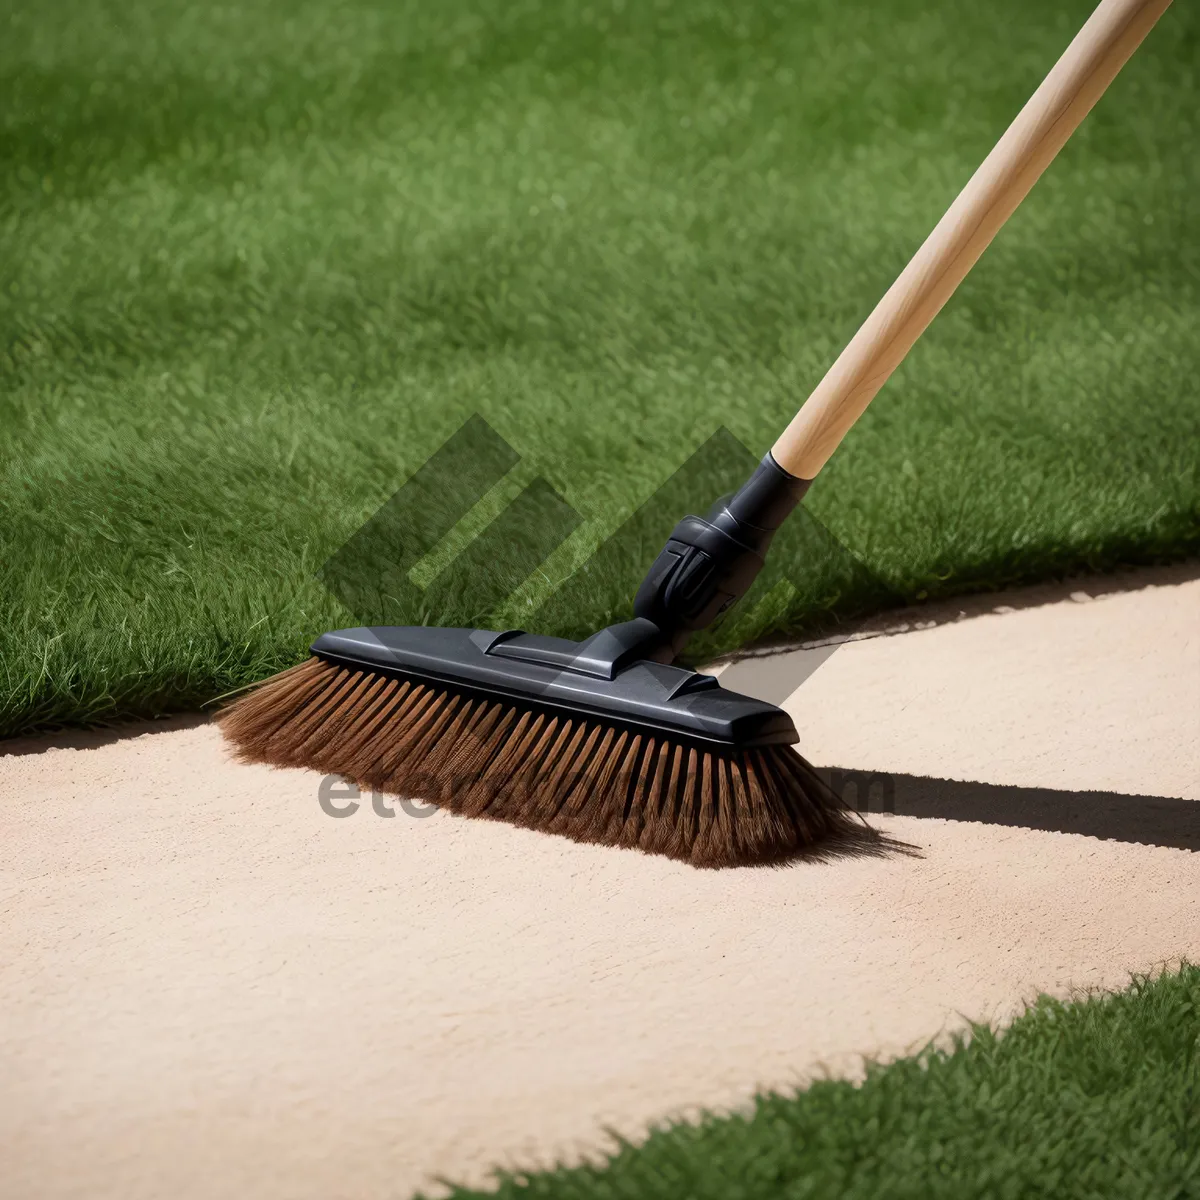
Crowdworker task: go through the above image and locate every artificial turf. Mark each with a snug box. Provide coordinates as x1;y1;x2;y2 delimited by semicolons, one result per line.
1;0;1197;735
434;964;1200;1200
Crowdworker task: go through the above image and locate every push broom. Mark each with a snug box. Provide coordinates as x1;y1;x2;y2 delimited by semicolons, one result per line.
219;0;1172;866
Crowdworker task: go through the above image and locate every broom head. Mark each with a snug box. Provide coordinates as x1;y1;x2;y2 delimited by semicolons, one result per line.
217;620;855;867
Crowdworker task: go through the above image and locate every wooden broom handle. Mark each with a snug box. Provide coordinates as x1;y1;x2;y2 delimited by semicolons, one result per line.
771;0;1172;480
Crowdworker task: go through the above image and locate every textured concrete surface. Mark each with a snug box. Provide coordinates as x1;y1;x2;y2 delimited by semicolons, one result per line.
2;568;1196;1198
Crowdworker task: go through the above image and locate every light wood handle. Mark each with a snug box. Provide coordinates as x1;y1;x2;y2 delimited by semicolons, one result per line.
771;0;1172;480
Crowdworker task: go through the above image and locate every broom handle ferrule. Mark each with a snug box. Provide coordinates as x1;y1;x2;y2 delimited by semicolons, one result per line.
632;453;810;658
769;0;1172;481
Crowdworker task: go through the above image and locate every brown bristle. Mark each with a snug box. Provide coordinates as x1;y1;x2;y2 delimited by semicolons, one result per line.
217;656;858;868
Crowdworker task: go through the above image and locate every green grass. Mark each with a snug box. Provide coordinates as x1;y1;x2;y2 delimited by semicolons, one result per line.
434;964;1200;1200
1;0;1198;736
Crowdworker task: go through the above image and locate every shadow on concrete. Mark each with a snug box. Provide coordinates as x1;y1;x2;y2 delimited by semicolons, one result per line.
818;768;1199;852
0;713;214;758
5;722;1192;855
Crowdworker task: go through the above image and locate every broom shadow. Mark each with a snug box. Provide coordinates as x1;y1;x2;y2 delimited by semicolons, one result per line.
817;769;1200;852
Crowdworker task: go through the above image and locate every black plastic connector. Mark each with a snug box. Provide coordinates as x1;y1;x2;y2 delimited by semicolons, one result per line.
632;452;811;659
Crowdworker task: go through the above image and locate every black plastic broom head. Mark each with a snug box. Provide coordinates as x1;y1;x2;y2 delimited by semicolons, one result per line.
218;454;855;865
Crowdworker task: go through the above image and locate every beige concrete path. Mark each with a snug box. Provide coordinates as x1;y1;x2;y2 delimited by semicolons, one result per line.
1;567;1197;1199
